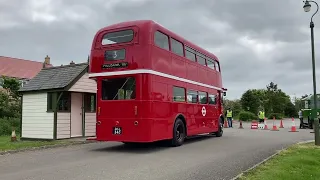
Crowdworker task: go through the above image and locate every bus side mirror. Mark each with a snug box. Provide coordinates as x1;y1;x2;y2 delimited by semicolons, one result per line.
223;92;226;96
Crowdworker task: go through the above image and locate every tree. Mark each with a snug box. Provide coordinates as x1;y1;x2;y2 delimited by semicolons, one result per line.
284;101;298;117
0;76;21;118
223;99;242;117
1;76;21;99
240;89;261;115
264;82;292;116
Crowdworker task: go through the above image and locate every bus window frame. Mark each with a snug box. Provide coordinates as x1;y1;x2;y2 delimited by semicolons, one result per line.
94;26;139;49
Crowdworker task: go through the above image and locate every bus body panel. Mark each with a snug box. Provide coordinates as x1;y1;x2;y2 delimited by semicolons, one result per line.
89;20;225;143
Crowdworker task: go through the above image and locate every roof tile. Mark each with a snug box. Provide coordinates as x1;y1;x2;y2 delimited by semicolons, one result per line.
0;56;53;79
19;63;88;92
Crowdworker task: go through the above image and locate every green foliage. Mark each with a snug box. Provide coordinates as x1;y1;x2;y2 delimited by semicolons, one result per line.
0;117;20;136
239;82;297;118
0;76;21;135
238;111;258;121
1;76;21;99
240;89;261;115
0;91;21;118
268;113;284;120
284;101;298;118
223;99;242;117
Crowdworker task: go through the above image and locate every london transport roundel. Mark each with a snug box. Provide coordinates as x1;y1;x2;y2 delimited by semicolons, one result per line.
201;106;206;116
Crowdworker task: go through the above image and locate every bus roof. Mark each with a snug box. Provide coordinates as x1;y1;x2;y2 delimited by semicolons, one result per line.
95;20;220;62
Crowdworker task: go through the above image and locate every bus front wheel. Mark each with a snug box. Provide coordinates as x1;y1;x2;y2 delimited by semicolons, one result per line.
214;118;223;137
170;118;186;147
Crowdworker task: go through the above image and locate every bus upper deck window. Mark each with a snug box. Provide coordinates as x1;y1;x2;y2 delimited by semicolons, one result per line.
102;29;134;45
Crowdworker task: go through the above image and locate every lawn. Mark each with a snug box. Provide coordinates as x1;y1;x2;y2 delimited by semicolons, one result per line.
0;135;73;152
238;142;320;180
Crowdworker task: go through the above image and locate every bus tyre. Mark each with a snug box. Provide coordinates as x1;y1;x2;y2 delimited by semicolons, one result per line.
171;118;186;147
215;118;223;137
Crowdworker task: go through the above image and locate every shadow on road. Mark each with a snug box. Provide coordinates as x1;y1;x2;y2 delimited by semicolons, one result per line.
91;134;217;154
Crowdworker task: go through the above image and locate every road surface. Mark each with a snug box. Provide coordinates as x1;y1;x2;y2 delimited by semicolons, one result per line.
0;119;314;180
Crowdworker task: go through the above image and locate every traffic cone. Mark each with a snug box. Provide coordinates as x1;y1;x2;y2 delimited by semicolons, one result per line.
263;117;269;130
239;120;244;129
289;117;299;132
270;116;279;131
224;119;228;128
279;119;284;128
11;129;17;142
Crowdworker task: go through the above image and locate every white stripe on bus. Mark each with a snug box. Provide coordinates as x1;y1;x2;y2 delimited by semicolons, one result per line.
88;69;223;91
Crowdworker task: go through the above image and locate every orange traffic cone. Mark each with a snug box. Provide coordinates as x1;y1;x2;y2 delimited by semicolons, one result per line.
270;116;279;131
263;117;269;130
224;119;229;128
239;120;244;129
279;119;284;128
289;117;299;132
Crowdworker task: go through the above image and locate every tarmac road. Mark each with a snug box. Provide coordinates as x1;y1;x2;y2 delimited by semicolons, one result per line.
0;118;314;180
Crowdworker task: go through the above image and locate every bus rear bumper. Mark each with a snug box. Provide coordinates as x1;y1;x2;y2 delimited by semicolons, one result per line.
95;118;169;143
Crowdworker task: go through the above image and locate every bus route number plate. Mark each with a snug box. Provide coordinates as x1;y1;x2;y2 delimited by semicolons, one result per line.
113;127;122;135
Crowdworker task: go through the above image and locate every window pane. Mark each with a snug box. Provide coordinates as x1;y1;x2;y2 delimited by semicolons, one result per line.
102;77;136;100
58;92;70;111
173;86;185;102
215;61;220;72
154;31;169;50
198;91;207;104
185;50;196;61
105;49;125;61
85;93;96;112
197;56;206;66
170;38;184;56
90;95;95;112
47;93;53;111
209;94;217;105
187;90;197;103
102;29;134;45
207;59;215;69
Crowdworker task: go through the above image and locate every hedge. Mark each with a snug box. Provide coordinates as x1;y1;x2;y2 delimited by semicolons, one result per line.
0;117;20;136
267;113;284;120
238;111;258;121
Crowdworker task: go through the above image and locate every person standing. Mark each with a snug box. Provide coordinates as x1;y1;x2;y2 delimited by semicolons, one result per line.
226;108;233;128
299;109;304;129
258;109;265;124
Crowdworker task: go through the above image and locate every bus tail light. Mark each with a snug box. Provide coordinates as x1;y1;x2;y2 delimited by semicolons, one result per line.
134;106;138;116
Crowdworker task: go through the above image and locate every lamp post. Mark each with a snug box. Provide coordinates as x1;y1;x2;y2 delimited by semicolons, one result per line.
303;0;320;146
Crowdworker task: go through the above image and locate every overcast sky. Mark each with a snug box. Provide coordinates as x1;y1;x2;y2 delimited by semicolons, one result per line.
0;0;319;100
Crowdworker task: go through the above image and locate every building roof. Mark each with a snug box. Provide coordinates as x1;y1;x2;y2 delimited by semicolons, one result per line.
19;63;88;92
0;56;53;79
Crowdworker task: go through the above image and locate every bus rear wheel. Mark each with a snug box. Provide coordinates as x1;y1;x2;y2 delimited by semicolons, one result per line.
170;118;186;147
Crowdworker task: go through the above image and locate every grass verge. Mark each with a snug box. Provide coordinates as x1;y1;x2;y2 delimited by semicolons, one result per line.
0;136;74;152
238;142;320;180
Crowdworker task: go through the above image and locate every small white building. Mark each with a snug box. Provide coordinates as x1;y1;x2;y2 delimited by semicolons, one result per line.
19;62;97;140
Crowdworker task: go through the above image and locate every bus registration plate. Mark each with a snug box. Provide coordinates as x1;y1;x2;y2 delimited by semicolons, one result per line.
113;127;122;135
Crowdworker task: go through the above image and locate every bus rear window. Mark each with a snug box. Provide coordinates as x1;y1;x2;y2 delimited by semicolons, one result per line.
102;29;134;45
101;77;136;100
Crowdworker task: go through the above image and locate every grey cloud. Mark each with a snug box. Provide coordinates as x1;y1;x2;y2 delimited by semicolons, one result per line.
0;0;319;99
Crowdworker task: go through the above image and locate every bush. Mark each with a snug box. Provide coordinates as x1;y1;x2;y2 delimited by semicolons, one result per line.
268;113;284;120
0;117;20;136
238;111;258;121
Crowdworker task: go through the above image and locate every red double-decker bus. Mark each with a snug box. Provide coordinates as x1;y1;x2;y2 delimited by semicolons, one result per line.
88;20;227;147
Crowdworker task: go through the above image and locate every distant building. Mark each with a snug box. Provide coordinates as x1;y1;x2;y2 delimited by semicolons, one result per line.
0;55;53;88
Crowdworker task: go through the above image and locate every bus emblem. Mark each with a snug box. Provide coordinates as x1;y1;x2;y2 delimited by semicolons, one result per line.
202;106;206;116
